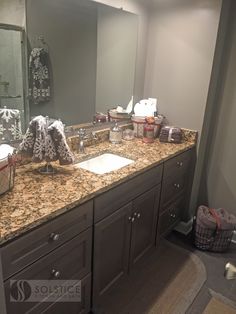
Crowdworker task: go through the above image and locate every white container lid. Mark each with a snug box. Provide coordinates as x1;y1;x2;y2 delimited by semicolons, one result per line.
0;144;14;161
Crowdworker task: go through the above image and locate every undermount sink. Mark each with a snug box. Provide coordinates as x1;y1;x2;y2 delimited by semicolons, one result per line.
75;153;134;174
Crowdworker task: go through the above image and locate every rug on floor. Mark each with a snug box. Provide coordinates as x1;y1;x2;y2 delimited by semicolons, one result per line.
203;297;236;314
99;240;207;314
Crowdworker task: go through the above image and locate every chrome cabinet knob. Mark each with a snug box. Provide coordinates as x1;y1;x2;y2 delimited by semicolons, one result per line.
128;216;135;223
137;213;141;219
51;269;60;278
170;213;176;218
49;233;60;241
176;161;183;167
174;183;180;189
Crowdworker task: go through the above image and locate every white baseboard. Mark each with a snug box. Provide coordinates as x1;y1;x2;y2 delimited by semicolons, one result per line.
174;218;193;235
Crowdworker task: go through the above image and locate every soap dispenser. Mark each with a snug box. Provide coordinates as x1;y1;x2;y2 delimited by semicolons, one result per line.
109;122;122;144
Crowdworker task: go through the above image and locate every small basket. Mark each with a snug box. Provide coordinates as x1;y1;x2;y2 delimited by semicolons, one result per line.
131;115;163;138
193;208;235;252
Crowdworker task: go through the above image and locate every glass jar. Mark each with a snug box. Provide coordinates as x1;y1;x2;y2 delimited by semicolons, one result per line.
143;124;154;143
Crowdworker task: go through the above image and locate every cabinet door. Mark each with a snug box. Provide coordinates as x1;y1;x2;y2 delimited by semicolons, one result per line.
130;185;161;268
93;203;132;302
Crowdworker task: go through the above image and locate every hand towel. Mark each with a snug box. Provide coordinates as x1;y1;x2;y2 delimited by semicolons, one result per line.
19;115;46;162
196;205;236;230
48;120;74;165
0;107;22;141
28;48;51;104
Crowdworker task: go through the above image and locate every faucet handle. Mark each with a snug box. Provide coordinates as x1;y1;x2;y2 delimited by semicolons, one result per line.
78;128;86;138
92;131;98;140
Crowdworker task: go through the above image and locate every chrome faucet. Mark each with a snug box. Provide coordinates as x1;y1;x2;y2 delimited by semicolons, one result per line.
77;128;98;154
78;128;86;153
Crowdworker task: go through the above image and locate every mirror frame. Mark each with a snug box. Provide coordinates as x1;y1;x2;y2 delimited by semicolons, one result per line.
0;23;29;139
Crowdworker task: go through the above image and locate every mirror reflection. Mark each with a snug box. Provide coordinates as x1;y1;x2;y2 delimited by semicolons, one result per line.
26;0;138;126
0;25;24;143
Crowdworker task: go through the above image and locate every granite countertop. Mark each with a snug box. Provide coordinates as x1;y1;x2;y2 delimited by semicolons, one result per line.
0;130;197;245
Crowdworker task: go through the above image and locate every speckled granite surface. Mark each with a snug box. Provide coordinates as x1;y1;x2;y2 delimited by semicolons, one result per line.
0;129;197;245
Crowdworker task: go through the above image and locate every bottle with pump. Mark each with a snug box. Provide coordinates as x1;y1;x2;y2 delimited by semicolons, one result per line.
109;122;122;144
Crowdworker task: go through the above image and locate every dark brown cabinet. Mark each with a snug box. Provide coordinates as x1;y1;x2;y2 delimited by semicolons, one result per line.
2;200;93;314
158;149;194;236
0;148;195;314
129;185;160;267
1;200;93;281
93;203;132;302
93;185;161;307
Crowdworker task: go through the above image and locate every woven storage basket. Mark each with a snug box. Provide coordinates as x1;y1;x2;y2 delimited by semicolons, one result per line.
0;145;16;196
193;207;235;252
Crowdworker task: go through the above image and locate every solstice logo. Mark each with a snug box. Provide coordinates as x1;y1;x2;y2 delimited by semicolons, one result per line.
10;280;32;302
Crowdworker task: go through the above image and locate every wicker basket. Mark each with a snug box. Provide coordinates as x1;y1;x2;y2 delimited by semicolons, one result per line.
0;145;16;196
193;209;235;252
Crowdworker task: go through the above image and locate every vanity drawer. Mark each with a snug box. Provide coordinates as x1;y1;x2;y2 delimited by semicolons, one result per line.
163;149;192;180
1;200;93;280
4;228;92;314
39;274;91;314
158;199;183;236
160;174;187;211
94;164;163;222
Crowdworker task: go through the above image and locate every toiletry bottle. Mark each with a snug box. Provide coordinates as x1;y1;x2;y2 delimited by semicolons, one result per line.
109;122;122;144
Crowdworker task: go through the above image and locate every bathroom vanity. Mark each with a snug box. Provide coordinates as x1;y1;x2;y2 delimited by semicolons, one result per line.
0;130;197;314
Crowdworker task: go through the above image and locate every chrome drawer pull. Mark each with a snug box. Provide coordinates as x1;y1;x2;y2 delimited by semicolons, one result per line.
176;161;183;167
173;183;180;189
51;269;61;279
49;233;60;241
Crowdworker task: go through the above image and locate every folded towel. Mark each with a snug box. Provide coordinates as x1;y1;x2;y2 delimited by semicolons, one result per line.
196;205;236;230
20;115;47;162
48;120;74;165
28;48;51;105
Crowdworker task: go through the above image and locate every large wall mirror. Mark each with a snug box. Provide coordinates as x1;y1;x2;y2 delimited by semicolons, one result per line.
0;24;25;143
25;0;138;127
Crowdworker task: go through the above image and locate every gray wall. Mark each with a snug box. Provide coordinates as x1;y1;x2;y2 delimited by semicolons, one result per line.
27;0;97;125
143;0;222;138
96;6;138;113
199;1;236;216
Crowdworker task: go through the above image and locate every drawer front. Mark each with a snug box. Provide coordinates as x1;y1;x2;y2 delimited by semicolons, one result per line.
94;164;163;222
163;149;192;180
158;200;183;236
5;228;92;314
40;274;91;314
160;174;186;211
1;200;93;280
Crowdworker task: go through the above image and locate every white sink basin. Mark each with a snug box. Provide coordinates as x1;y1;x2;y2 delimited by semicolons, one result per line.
75;153;134;174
